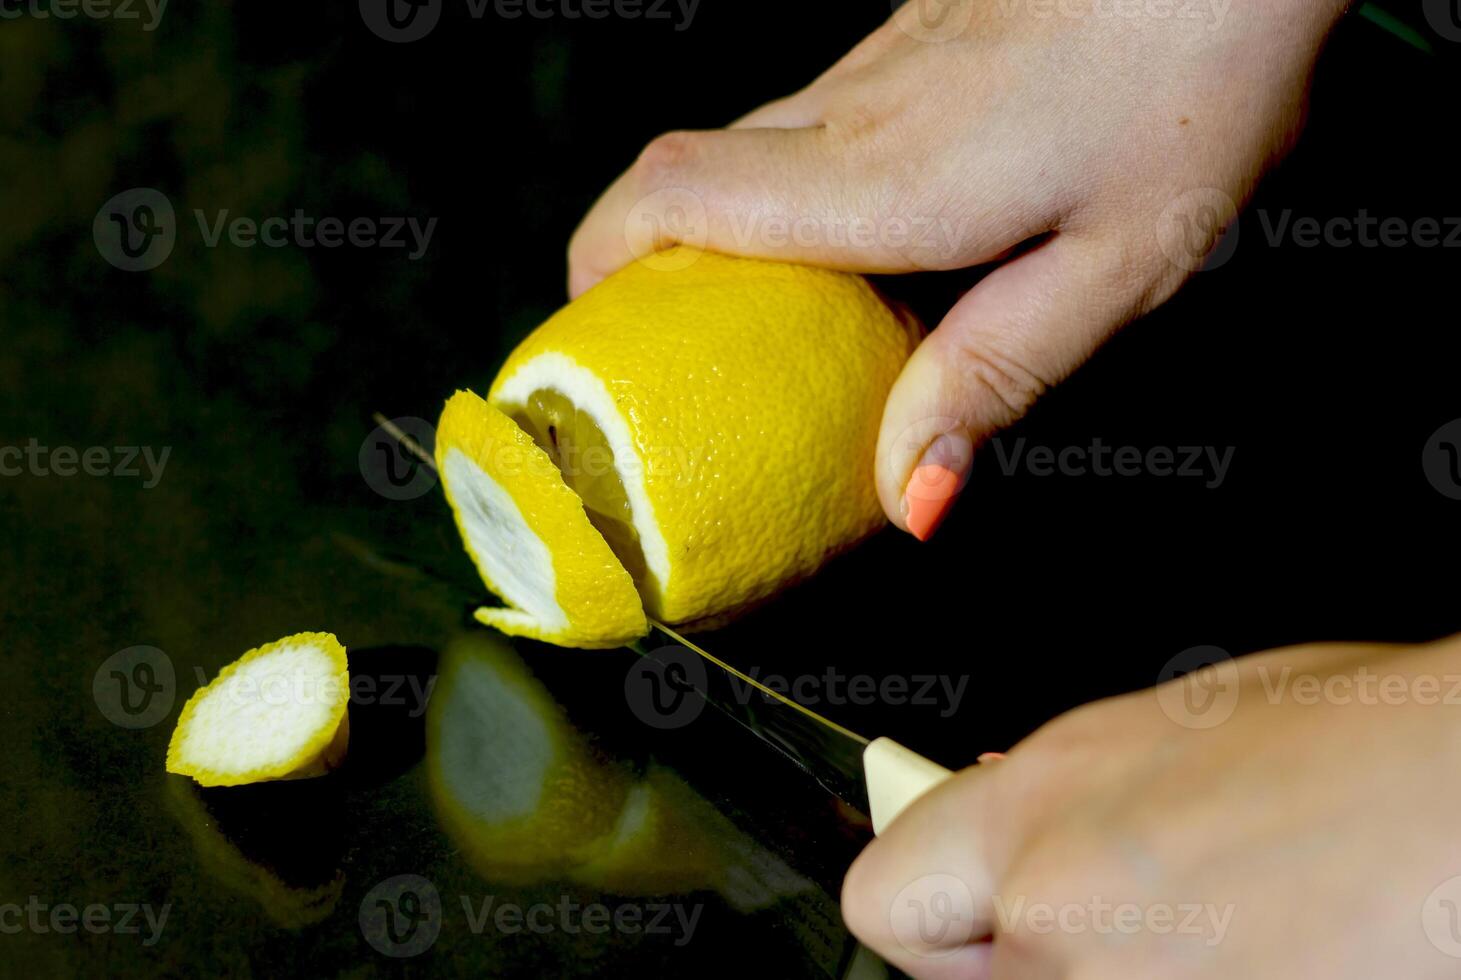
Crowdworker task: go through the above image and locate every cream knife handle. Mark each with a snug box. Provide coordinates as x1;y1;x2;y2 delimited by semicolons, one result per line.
863;736;955;835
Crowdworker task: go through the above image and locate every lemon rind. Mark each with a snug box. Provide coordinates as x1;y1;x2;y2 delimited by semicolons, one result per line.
436;390;647;648
165;631;350;788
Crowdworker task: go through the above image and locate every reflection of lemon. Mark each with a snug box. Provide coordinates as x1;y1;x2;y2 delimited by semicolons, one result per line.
572;765;719;895
426;634;632;882
166;779;345;928
166;632;350;787
436;390;647;649
439;248;920;646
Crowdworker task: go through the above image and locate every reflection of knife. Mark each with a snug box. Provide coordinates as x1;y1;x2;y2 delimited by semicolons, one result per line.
370;412;956;833
638;620;954;836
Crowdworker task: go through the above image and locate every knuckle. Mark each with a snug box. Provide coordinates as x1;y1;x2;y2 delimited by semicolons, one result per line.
634;130;701;180
941;334;1049;428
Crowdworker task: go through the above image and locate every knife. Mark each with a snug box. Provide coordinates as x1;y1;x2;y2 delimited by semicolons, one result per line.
636;620;955;836
370;412;958;833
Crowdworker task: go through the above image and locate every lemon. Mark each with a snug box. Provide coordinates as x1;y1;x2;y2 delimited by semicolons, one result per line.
435;389;648;648
166;632;350;787
443;247;919;644
425;633;633;882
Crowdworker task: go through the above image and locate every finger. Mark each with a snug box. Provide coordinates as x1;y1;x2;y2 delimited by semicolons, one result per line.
841;765;1008;978
729;92;826;130
876;233;1144;538
566;125;989;298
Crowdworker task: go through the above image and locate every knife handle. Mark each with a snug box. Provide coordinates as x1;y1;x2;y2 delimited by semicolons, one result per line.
863;736;955;835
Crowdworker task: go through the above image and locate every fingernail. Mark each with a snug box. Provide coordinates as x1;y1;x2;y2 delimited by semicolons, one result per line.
977;752;1006;764
903;431;972;542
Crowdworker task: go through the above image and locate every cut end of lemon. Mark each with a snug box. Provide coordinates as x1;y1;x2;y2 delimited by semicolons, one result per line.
166;632;350;788
436;389;648;649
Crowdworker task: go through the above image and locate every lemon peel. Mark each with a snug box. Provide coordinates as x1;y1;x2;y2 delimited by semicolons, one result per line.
166;632;350;787
435;389;648;648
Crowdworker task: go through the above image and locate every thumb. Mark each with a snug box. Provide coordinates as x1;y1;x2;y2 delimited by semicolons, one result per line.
841;763;1007;980
877;235;1142;539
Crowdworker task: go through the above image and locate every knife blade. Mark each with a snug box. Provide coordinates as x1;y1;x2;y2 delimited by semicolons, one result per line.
638;619;954;836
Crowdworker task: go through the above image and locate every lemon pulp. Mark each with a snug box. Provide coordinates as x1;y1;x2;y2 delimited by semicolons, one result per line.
511;389;648;592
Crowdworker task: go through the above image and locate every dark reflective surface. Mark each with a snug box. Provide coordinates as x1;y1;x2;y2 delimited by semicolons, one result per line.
2;2;1459;977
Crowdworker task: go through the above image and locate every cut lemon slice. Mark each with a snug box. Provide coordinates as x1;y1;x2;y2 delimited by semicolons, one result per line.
166;632;350;787
435;389;648;648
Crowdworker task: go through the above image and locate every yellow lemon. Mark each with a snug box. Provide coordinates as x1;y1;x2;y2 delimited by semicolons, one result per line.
166;632;350;787
440;248;919;645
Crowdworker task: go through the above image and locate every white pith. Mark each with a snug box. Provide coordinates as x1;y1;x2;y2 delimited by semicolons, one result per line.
493;351;671;611
175;641;343;775
442;446;570;634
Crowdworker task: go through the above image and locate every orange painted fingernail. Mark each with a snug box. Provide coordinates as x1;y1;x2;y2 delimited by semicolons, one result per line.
977;752;1007;764
903;432;972;541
